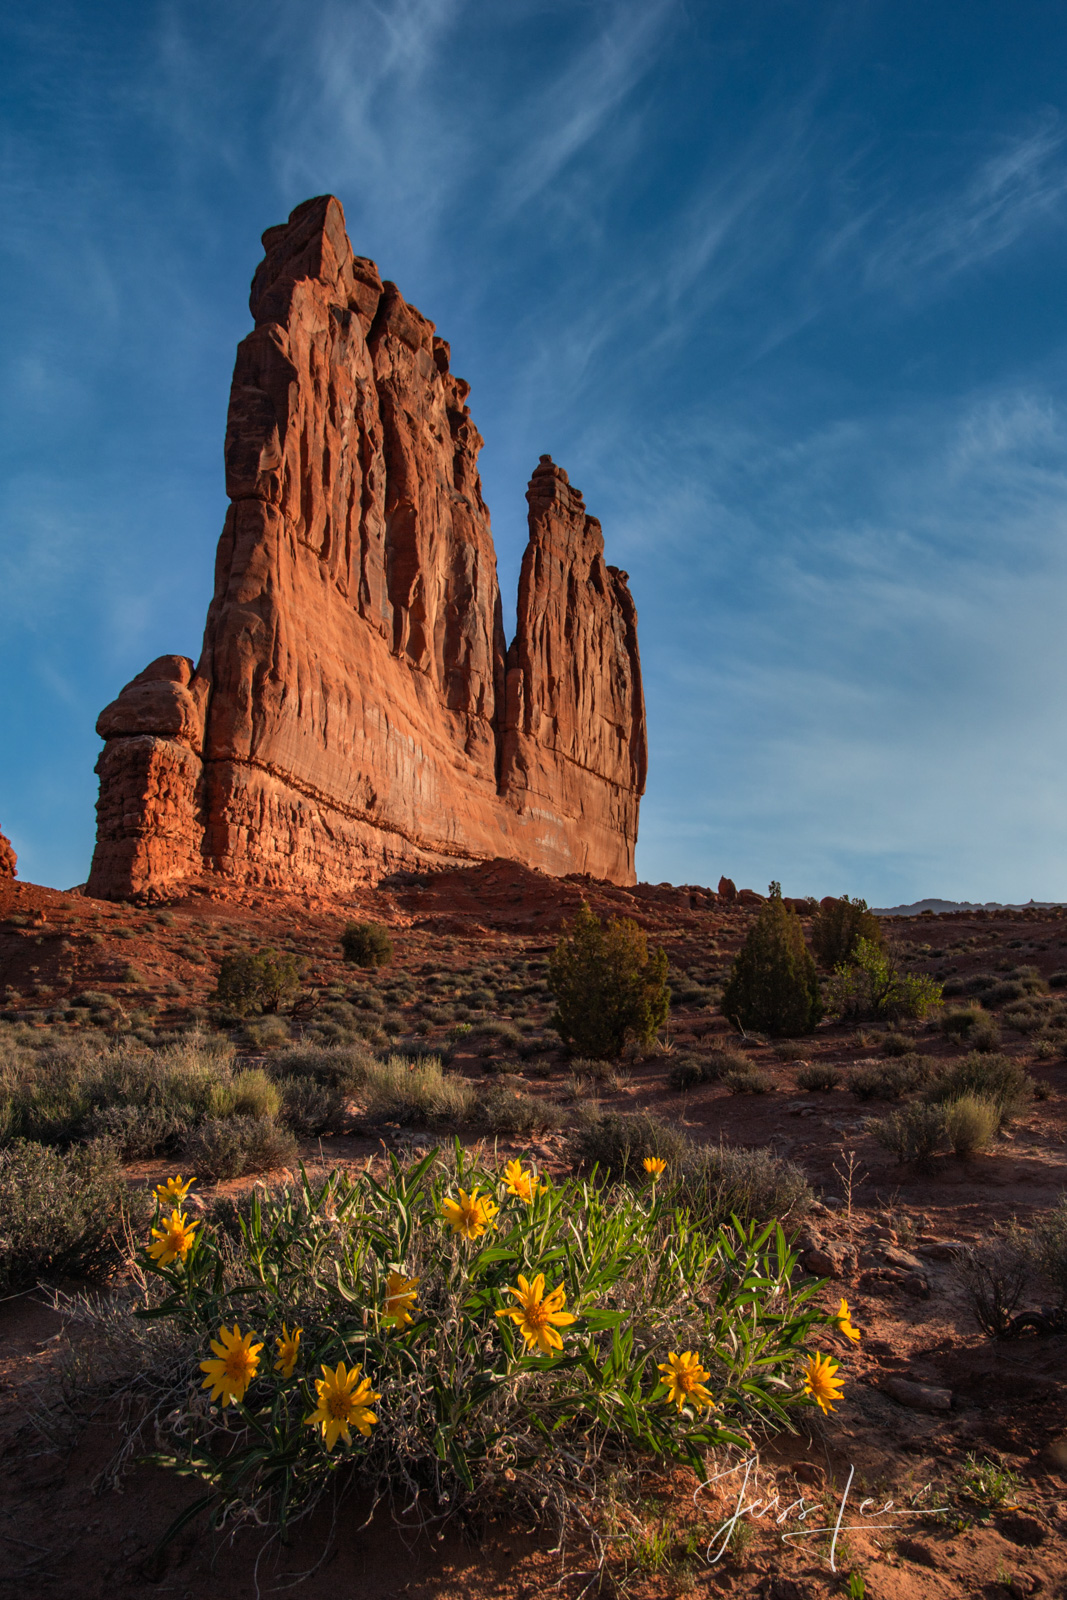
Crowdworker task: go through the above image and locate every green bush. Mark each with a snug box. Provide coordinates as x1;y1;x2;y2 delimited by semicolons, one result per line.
868;1102;947;1165
827;938;942;1023
943;1095;1000;1157
213;949;306;1017
358;1054;477;1126
549;903;669;1060
340;922;394;968
0;1139;141;1290
721;886;822;1038
117;1154;834;1540
810;896;884;969
924;1054;1033;1130
184;1115;298;1181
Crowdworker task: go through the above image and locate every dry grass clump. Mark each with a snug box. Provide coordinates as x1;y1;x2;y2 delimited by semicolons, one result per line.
942;1095;1000;1157
669;1047;751;1091
480;1083;566;1135
923;1052;1033;1130
0;1138;144;1290
184;1116;298;1181
846;1056;933;1102
358;1054;477;1126
795;1063;841;1092
868;1102;948;1165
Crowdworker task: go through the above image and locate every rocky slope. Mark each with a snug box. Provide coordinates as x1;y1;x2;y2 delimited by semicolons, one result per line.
87;196;645;902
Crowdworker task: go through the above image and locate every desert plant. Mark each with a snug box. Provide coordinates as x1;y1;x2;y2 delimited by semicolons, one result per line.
954;1240;1028;1337
722;1065;774;1094
721;886;822;1038
270;1042;374;1094
1019;1195;1067;1307
810;896;884;969
549;903;669;1060
0;1138;142;1290
795;1063;840;1092
682;1142;813;1228
669;1047;751;1092
358;1054;477;1126
480;1084;566;1135
567;1108;688;1180
924;1054;1033;1130
827;939;942;1023
942;1095;1000;1157
340;922;394;968
845;1056;933;1102
213;949;306;1017
183;1116;298;1181
277;1076;351;1136
868;1102;947;1164
941;1006;986;1040
110;1152;835;1544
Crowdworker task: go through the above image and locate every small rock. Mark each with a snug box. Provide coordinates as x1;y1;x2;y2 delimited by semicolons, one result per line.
903;1272;931;1298
884;1245;926;1272
918;1239;966;1261
791;1461;824;1486
881;1375;953;1412
1036;1436;1067;1477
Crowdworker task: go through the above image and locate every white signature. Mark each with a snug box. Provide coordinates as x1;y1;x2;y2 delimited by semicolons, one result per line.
695;1455;948;1572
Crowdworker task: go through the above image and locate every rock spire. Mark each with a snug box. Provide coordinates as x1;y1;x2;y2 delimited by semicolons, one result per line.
87;196;646;900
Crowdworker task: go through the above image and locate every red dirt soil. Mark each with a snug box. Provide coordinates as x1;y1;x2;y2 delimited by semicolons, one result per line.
0;863;1065;1598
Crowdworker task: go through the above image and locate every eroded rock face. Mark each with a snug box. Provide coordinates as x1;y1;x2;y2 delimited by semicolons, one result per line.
88;196;646;900
0;828;16;879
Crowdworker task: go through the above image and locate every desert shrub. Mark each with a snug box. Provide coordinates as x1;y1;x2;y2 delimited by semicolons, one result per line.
773;1042;808;1063
868;1102;947;1164
846;1056;933;1102
924;1054;1033;1130
954;1240;1029;1337
569;1056;622;1085
682;1142;813;1229
213;949;306;1017
184;1116;298;1181
549;903;669;1060
358;1055;477;1126
277;1077;351;1136
795;1063;840;1092
810;896;884;969
721;886;822;1038
471;1022;524;1057
225;1068;283;1121
943;1095;1000;1157
1001;996;1056;1035
270;1042;374;1093
1049;971;1067;990
480;1085;565;1135
243;1016;293;1050
1021;1196;1067;1306
827;939;942;1023
668;1047;752;1093
568;1108;688;1181
340;922;394;968
106;1154;835;1541
969;1016;1001;1052
941;1006;986;1040
0;1138;141;1290
880;1031;913;1057
84;1102;188;1157
722;1065;774;1094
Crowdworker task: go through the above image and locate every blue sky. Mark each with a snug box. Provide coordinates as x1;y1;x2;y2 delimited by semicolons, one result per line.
4;0;1067;904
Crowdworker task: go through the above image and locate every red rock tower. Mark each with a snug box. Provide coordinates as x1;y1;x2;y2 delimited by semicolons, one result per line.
87;196;646;900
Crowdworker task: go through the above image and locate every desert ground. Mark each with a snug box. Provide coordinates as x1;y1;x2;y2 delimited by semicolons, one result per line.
0;862;1065;1600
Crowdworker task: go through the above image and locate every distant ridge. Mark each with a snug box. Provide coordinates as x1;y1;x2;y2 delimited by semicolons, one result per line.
873;897;1066;916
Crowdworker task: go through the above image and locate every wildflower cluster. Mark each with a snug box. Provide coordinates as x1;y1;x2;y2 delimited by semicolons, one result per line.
136;1148;856;1537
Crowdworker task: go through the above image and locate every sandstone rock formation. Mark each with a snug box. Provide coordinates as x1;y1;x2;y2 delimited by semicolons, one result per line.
0;828;16;879
88;196;646;901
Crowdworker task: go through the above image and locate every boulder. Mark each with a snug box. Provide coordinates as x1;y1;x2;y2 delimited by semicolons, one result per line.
87;197;646;901
0;827;15;879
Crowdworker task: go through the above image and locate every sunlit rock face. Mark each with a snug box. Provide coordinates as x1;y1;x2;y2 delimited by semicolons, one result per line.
87;196;646;901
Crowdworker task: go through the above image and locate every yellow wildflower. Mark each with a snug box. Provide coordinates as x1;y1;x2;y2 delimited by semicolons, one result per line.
153;1174;195;1207
147;1208;197;1267
382;1271;420;1330
306;1361;380;1450
503;1159;536;1203
835;1297;861;1344
643;1156;667;1178
496;1273;577;1354
274;1323;302;1377
802;1351;844;1414
440;1187;499;1241
658;1350;714;1412
200;1324;263;1406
